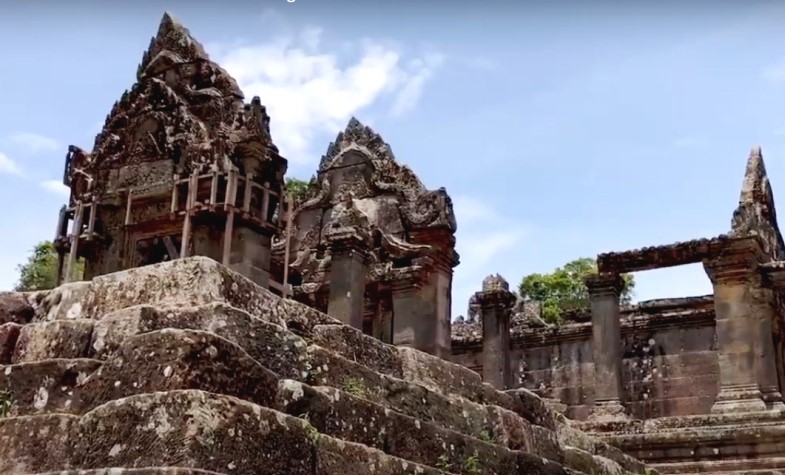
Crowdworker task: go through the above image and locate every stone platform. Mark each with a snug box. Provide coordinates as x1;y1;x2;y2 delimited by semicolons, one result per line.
578;411;785;474
0;257;652;475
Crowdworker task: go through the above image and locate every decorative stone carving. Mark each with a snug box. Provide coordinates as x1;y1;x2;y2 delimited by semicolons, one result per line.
54;13;287;286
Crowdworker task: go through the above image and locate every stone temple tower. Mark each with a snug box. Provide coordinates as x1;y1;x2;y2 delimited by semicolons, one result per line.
53;13;288;291
272;118;459;357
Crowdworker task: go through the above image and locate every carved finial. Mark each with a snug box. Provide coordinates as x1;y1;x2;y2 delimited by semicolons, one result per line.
482;274;510;292
730;145;784;259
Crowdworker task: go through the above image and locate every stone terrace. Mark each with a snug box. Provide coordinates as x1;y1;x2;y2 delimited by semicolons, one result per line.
0;257;652;475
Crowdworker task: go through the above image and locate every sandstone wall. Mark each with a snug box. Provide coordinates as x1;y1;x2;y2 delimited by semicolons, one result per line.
452;297;720;421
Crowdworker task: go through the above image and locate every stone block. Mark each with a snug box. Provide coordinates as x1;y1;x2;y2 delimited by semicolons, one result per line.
0;414;79;473
91;303;308;380
0;359;101;416
315;436;448;474
311;324;403;378
304;346;494;439
506;387;559;430
276;380;519;473
13;320;94;363
0;323;21;364
74;390;315;474
79;329;279;411
0;292;34;324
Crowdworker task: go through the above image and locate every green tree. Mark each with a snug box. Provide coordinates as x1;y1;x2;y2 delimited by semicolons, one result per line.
14;241;84;291
518;257;634;324
285;177;311;206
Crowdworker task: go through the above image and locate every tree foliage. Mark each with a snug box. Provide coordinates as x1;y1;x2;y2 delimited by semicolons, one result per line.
285;177;311;206
14;241;84;291
518;257;635;324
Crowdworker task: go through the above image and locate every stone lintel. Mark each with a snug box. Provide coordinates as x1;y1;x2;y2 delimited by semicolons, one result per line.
409;228;460;268
585;273;625;297
474;289;517;310
386;265;427;293
702;236;766;285
325;228;369;254
597;237;722;274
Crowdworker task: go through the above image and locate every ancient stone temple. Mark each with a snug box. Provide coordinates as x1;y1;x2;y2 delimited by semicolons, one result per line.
272;119;459;357
453;146;785;474
53;13;289;292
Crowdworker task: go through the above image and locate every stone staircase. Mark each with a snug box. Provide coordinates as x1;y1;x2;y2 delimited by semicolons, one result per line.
0;257;652;475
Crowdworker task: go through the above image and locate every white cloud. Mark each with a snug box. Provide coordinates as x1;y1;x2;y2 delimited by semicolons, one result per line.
452;195;499;225
389;53;445;118
7;133;59;153
0;152;21;175
40;179;70;198
212;28;442;165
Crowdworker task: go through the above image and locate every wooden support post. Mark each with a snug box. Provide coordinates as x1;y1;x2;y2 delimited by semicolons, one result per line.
261;181;270;224
180;172;197;258
64;201;84;284
86;200;97;238
124;190;133;226
243;173;253;213
222;210;235;266
224;169;238;211
170;174;178;215
162;236;180;260
282;192;293;298
209;171;218;209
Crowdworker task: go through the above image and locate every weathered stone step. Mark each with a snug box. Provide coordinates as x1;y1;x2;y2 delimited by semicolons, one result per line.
557;423;647;474
0;390;451;475
650;456;785;474
91;304;309;380
0;329;280;417
35;469;228;474
91;304;513;445
13;319;94;363
0;358;101;416
277;378;513;474
26;258;339;334
276;378;578;475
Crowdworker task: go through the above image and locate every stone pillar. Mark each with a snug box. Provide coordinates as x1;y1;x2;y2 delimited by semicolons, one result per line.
474;276;517;389
326;233;368;330
586;272;627;420
704;238;767;413
389;265;448;357
754;285;785;410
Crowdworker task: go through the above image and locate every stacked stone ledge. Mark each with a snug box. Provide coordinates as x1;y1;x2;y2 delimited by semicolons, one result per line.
0;257;652;475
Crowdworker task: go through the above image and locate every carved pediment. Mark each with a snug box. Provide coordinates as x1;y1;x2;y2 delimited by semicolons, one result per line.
66;12;287;204
730;146;785;261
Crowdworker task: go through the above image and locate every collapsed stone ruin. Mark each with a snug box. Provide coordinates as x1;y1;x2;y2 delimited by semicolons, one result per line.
453;146;785;474
1;10;783;475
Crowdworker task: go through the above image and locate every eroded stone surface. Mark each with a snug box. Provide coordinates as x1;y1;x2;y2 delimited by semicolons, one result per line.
79;329;278;410
13;320;94;363
0;358;101;416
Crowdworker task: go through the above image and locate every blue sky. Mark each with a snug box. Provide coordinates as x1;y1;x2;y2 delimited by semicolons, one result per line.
1;0;785;316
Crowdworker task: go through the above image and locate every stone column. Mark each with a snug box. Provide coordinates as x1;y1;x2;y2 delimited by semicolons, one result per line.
474;275;517;389
703;238;767;413
326;232;368;330
755;285;785;410
390;266;440;356
586;272;627;420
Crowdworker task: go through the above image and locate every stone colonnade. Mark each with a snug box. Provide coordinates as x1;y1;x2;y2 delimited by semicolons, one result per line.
471;236;785;420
